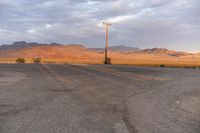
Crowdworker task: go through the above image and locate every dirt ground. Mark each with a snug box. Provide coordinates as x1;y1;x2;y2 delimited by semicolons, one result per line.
0;64;199;133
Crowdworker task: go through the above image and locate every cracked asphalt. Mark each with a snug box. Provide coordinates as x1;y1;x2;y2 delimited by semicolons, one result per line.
0;64;199;133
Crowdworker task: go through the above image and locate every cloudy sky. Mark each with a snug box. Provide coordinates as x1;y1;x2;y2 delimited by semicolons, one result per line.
0;0;199;51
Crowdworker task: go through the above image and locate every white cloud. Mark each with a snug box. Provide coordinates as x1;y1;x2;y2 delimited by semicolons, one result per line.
0;29;10;32
107;15;135;23
27;29;37;34
45;24;52;28
98;15;135;27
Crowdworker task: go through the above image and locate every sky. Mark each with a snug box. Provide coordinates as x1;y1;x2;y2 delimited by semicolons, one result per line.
0;0;199;52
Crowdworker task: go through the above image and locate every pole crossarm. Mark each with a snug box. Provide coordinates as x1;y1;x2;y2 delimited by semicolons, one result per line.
103;22;112;26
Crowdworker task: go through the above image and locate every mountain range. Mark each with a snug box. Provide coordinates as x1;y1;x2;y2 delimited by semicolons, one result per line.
0;41;194;55
89;45;141;53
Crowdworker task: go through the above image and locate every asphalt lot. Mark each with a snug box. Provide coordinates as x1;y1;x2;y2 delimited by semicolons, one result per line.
0;64;199;133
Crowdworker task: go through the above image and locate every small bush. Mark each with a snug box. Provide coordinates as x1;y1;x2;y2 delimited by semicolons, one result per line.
160;64;166;67
16;58;25;63
33;58;41;63
192;66;200;69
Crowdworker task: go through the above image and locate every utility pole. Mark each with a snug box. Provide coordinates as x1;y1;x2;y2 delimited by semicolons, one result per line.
103;22;112;64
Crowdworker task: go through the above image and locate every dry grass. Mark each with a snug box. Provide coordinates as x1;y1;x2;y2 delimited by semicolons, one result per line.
1;57;200;68
112;59;200;68
1;51;200;68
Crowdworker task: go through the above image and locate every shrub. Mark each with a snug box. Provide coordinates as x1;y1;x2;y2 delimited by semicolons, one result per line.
16;58;25;63
192;66;200;69
33;58;41;63
160;64;166;67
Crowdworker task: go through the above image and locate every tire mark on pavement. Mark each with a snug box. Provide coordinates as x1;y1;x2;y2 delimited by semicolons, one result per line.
40;64;73;92
40;64;133;133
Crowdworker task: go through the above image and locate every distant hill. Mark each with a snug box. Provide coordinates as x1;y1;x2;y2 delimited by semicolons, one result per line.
0;41;41;51
142;48;193;57
0;41;195;60
90;45;141;53
0;41;84;51
0;41;100;60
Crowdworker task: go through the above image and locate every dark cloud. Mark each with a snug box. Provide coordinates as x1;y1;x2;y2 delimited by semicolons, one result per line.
0;0;199;51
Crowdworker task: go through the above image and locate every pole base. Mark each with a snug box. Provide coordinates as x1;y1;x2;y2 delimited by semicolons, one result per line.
104;57;111;64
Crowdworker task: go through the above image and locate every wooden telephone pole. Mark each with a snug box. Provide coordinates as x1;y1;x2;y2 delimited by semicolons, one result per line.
103;22;112;64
